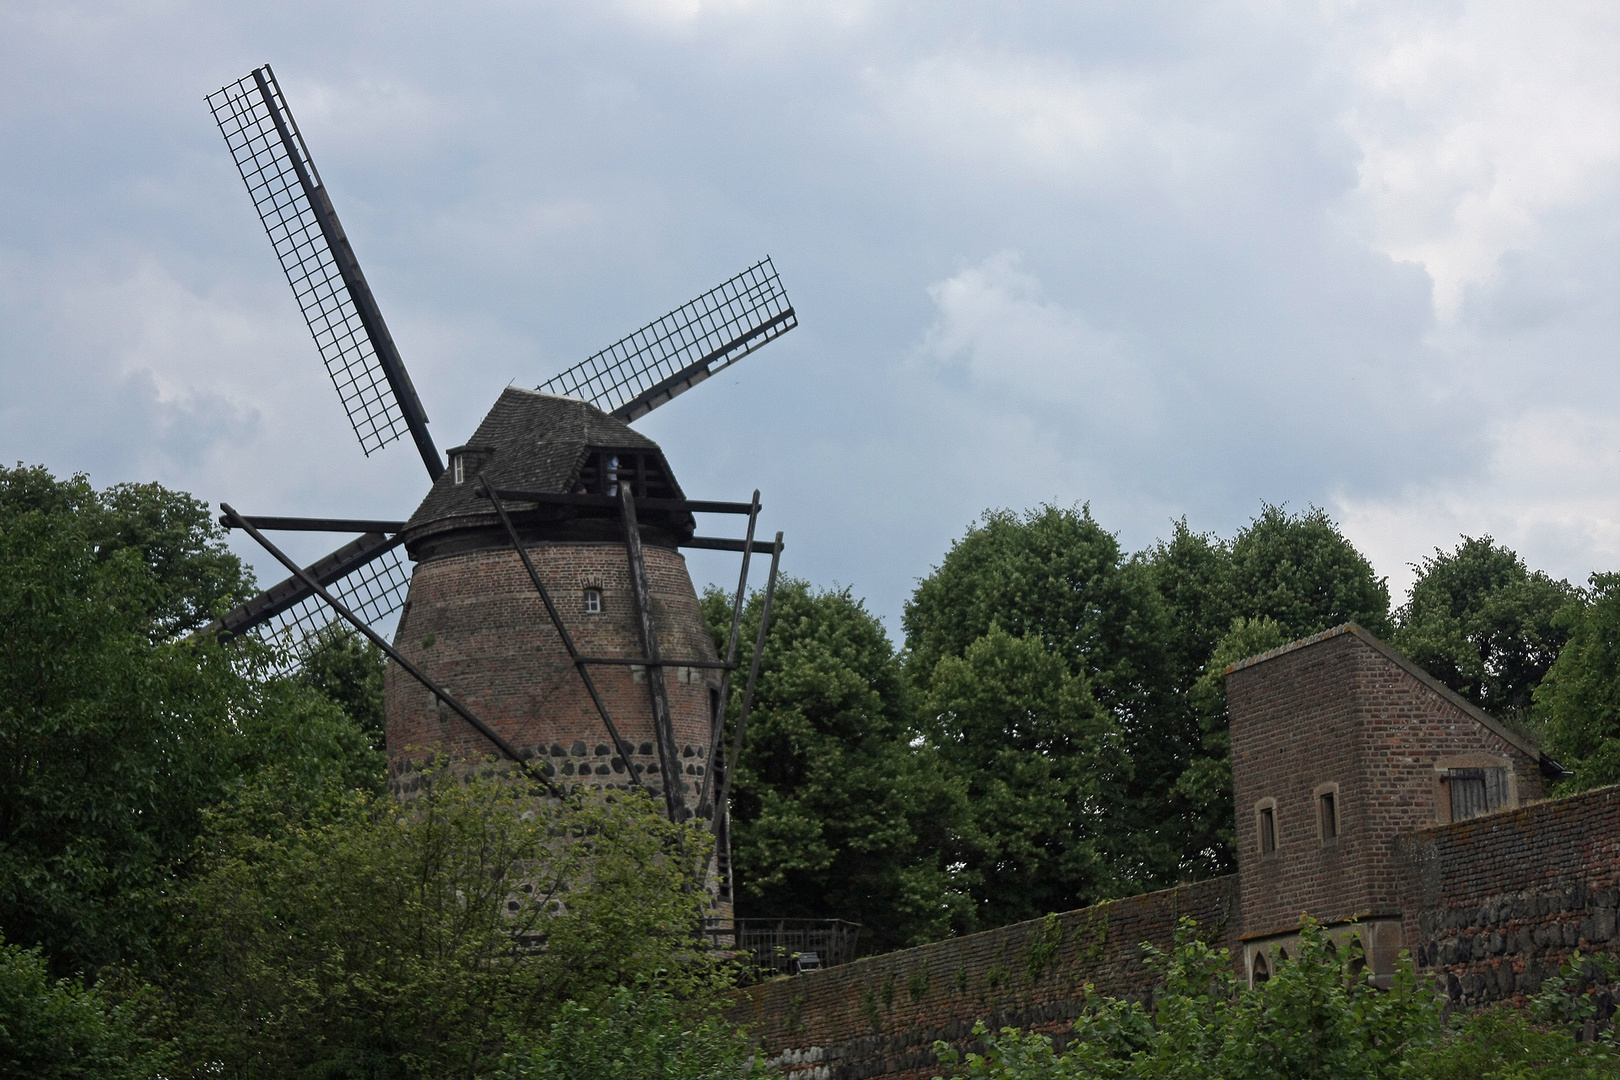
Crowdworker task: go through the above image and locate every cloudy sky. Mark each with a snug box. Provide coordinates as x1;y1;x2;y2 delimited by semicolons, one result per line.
4;1;1619;636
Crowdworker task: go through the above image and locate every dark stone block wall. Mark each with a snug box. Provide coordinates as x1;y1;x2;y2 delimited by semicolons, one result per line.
731;877;1239;1080
1397;783;1620;1008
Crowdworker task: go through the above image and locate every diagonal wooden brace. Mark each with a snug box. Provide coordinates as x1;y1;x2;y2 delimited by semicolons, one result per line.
619;483;685;822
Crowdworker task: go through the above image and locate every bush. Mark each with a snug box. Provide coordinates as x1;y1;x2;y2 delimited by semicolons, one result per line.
491;985;757;1080
164;762;737;1079
0;934;170;1079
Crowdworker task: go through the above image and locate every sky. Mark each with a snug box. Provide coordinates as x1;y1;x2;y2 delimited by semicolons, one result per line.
3;0;1619;639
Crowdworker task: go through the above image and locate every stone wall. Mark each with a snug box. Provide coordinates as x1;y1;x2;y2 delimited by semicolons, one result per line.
732;877;1238;1080
1397;783;1620;1008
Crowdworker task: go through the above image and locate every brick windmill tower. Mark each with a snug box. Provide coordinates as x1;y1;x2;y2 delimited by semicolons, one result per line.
199;66;793;897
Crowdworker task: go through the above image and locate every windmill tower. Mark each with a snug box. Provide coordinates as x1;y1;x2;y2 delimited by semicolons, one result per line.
199;65;795;904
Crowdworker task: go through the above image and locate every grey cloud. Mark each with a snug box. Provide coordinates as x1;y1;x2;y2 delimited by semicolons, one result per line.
3;1;1619;634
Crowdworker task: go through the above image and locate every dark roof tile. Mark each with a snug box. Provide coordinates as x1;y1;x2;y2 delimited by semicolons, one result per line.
404;388;672;531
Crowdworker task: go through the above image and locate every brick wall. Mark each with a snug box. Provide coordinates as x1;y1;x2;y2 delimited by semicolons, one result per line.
1228;626;1541;939
1397;783;1620;1007
383;540;720;814
732;878;1238;1080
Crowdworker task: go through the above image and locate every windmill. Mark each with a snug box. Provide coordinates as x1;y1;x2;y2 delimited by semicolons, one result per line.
199;65;794;904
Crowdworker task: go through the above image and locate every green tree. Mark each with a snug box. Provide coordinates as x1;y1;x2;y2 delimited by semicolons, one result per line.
1535;573;1620;791
1143;519;1234;694
1146;506;1388;878
923;626;1127;928
165;764;729;1080
0;465;253;640
1227;505;1391;639
0;464;378;978
1141;522;1241;880
299;626;389;751
0;933;171;1080
1167;616;1291;879
704;579;971;950
904;505;1174;726
906;505;1189;885
1395;537;1577;722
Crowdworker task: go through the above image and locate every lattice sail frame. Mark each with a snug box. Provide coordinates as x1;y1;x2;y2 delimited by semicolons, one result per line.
541;258;797;420
252;546;411;672
207;67;411;456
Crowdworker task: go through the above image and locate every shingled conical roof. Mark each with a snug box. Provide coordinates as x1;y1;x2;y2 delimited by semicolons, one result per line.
402;388;683;540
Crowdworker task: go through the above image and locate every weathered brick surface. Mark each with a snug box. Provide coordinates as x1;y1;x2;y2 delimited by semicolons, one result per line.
383;541;720;814
1227;626;1541;938
1396;784;1620;1007
732;878;1239;1080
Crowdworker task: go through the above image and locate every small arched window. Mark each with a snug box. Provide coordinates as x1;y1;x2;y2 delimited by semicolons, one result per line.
1255;797;1279;855
584;588;602;614
1314;781;1341;842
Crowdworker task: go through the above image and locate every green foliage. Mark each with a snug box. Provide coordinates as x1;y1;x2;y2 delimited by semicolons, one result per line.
0;464;382;978
165;762;731;1079
1150;503;1389;881
1168;616;1292;875
1395;537;1578;723
934;919;1620;1080
490;986;756;1080
906;504;1193;904
925;626;1128;927
1536;573;1620;790
1406;1008;1620;1079
1527;950;1619;1038
299;626;389;751
1227;504;1392;640
1026;913;1064;981
905;505;1172;726
0;465;254;640
899;502;1396;912
936;918;1440;1080
1143;519;1234;693
0;934;171;1079
704;579;971;950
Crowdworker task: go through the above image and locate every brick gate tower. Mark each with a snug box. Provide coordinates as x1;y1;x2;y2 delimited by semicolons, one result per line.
384;388;741;833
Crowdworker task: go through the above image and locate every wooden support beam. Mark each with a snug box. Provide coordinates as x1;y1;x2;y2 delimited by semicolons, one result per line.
714;532;784;861
219;504;560;797
681;535;785;555
484;486;643;789
223;515;406;534
484;487;757;515
620;483;685;822
697;491;760;821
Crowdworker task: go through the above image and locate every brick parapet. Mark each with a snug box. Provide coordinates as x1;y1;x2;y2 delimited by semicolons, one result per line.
1396;783;1620;1007
732;877;1239;1080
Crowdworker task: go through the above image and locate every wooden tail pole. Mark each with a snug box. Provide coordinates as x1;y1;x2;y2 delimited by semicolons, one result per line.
219;503;561;797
